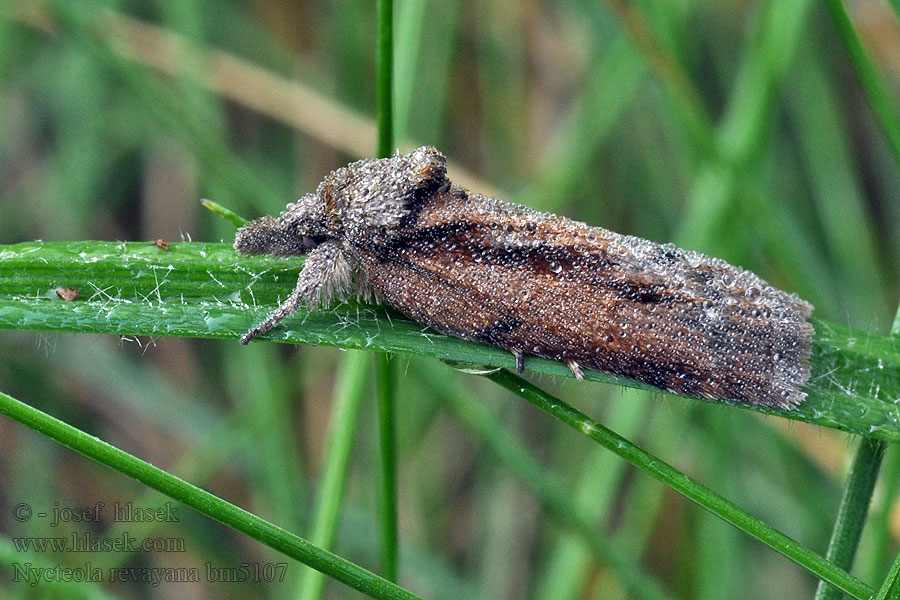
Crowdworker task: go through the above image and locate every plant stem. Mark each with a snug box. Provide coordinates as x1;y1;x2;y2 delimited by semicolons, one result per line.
439;376;673;600
298;351;370;600
869;447;900;584
862;303;900;586
376;353;399;582
816;293;898;600
200;199;248;227
375;0;399;582
815;438;887;600
482;369;874;600
875;550;900;600
376;0;394;158
0;389;421;600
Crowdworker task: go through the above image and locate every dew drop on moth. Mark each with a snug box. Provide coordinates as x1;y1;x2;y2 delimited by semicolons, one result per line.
234;147;814;409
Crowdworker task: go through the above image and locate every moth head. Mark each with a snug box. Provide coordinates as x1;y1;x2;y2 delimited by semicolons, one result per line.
234;193;328;257
234;147;451;256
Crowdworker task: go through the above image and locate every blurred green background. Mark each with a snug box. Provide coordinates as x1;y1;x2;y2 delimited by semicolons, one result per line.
1;0;899;598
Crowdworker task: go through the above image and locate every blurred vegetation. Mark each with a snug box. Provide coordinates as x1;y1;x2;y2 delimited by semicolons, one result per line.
1;0;899;599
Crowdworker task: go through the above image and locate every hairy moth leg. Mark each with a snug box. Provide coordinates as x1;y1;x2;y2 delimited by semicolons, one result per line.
566;360;585;381
512;349;525;373
241;240;353;344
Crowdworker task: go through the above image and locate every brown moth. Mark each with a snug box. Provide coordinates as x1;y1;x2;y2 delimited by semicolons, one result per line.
234;147;813;409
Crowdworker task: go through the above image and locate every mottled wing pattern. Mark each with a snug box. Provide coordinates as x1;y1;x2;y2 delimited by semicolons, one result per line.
358;186;813;409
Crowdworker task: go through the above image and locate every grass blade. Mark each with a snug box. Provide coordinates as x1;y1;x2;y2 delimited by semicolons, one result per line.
1;241;899;441
482;370;874;600
0;388;422;600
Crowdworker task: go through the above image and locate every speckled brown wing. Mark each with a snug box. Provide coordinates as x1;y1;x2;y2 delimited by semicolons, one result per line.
356;185;813;409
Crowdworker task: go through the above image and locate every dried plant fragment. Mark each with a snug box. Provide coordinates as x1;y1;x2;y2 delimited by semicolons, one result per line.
56;288;81;301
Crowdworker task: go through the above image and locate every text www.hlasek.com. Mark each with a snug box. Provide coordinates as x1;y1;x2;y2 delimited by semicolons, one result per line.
12;532;185;553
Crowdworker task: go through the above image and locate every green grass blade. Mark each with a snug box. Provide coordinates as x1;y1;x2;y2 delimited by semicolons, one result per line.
531;388;672;599
785;44;887;318
815;438;887;600
824;0;900;174
201;199;249;227
375;0;399;582
377;0;394;158
0;388;422;600
876;549;900;600
376;353;399;582
0;535;120;599
606;0;716;159
516;31;649;213
481;370;874;600
41;0;286;211
0;241;899;441
298;351;370;600
435;372;673;600
868;304;900;582
818;302;900;598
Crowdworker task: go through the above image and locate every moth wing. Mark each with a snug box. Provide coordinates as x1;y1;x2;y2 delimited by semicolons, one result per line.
359;188;812;408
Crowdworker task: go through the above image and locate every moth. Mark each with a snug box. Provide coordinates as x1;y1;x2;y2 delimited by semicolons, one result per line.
234;147;813;409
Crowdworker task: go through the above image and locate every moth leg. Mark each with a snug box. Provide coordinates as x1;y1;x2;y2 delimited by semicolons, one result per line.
511;349;525;373
241;240;352;344
566;359;585;381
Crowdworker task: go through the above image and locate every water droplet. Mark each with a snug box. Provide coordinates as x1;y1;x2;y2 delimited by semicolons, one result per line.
549;261;562;274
